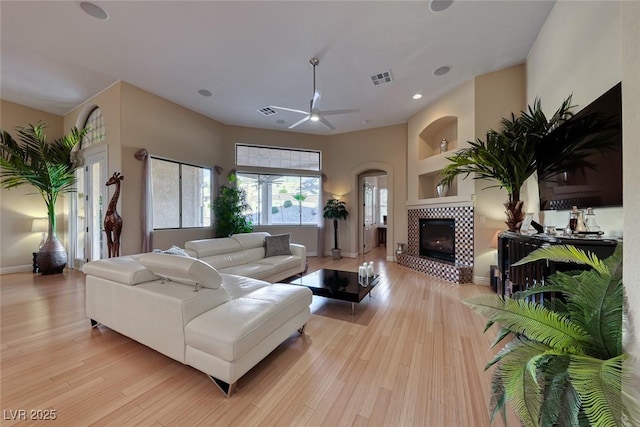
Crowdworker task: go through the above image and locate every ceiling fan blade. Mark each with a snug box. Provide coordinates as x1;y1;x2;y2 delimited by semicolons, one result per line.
288;116;311;129
320;109;360;116
318;116;336;130
311;90;321;111
270;105;309;115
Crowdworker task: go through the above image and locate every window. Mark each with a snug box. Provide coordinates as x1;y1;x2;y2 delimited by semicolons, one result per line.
82;107;106;147
379;188;388;224
235;144;323;226
151;158;212;229
236;173;320;226
236;144;321;171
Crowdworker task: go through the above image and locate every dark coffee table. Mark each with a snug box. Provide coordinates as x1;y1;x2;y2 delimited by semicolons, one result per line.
289;268;379;315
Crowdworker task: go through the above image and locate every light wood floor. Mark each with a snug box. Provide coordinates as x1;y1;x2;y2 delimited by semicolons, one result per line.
1;248;515;426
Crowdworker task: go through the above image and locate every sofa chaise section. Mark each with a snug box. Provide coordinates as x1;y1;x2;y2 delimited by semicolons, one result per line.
82;253;312;396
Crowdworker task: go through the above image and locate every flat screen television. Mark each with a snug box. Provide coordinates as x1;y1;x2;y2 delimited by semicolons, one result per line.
537;83;622;210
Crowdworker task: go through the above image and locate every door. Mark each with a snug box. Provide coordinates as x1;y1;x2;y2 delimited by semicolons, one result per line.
72;146;108;268
361;178;376;254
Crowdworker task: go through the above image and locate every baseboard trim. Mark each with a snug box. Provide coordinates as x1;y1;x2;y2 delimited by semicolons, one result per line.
323;251;358;258
473;276;490;286
1;264;33;275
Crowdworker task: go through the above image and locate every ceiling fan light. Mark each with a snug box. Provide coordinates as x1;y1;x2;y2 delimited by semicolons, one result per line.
310;113;320;122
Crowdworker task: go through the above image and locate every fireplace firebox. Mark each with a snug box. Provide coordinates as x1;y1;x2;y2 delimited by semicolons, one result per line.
419;218;455;262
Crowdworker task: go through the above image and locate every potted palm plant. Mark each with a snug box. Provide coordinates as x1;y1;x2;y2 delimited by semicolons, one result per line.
323;198;349;259
439;96;616;231
466;245;638;426
212;172;253;237
1;122;87;274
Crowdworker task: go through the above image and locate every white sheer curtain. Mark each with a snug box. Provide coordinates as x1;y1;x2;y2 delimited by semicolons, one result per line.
134;149;153;252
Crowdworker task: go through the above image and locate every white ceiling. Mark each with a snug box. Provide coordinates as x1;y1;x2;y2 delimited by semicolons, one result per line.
0;1;555;135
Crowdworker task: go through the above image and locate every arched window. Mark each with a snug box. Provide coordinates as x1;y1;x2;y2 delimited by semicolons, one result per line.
82;106;105;147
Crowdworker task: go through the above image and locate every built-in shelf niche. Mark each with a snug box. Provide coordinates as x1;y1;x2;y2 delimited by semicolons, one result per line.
418;116;458;160
418;171;458;199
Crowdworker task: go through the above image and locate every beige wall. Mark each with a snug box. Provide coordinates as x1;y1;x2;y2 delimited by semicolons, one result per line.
473;64;526;283
326;124;407;260
621;0;640;361
1;81;407;268
119;82;227;253
0;100;64;272
407;80;475;203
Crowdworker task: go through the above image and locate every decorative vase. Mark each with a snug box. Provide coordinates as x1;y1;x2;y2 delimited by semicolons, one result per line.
36;233;67;274
439;138;448;153
395;243;405;262
331;248;342;260
436;183;448;197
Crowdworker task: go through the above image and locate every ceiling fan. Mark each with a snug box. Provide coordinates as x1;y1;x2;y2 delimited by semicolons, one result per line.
270;58;359;130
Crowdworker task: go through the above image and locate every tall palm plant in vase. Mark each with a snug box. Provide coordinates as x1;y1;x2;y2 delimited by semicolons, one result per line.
439;96;617;231
1;123;87;274
466;245;639;426
323;198;349;259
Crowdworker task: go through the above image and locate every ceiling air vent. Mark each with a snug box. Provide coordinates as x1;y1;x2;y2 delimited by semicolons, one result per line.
370;71;393;86
258;106;277;116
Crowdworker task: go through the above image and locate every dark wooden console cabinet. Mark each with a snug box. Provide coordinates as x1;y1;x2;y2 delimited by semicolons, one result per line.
497;231;619;296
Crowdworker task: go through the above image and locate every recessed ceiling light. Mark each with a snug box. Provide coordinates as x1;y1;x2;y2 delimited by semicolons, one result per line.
430;0;453;13
198;89;212;97
361;120;370;124
276;119;286;124
80;2;108;20
413;93;423;100
433;66;451;76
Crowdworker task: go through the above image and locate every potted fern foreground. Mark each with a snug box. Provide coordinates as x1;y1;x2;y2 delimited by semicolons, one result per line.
323;198;349;259
1;123;86;274
439;97;616;231
466;245;639;427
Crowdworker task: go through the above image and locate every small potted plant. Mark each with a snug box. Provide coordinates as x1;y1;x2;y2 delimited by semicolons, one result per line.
323;198;349;259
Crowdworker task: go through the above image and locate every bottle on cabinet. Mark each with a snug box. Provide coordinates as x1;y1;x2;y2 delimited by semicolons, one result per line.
584;207;601;232
566;206;587;234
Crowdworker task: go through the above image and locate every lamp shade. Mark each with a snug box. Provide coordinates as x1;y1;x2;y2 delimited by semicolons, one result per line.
31;218;48;233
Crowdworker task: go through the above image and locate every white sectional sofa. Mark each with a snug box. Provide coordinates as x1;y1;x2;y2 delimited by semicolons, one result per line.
184;232;307;283
82;250;312;396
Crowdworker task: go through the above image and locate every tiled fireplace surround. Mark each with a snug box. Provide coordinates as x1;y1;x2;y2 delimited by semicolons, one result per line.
398;206;474;284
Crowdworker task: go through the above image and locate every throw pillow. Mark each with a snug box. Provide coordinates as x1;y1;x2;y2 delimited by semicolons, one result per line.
264;234;292;257
153;245;190;257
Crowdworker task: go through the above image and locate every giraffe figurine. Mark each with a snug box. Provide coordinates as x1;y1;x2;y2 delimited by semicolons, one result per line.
104;172;124;258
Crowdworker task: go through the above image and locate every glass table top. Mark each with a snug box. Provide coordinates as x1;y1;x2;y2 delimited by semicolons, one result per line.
288;268;379;303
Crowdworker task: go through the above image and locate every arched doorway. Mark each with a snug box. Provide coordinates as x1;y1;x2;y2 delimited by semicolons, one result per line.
350;162;394;261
